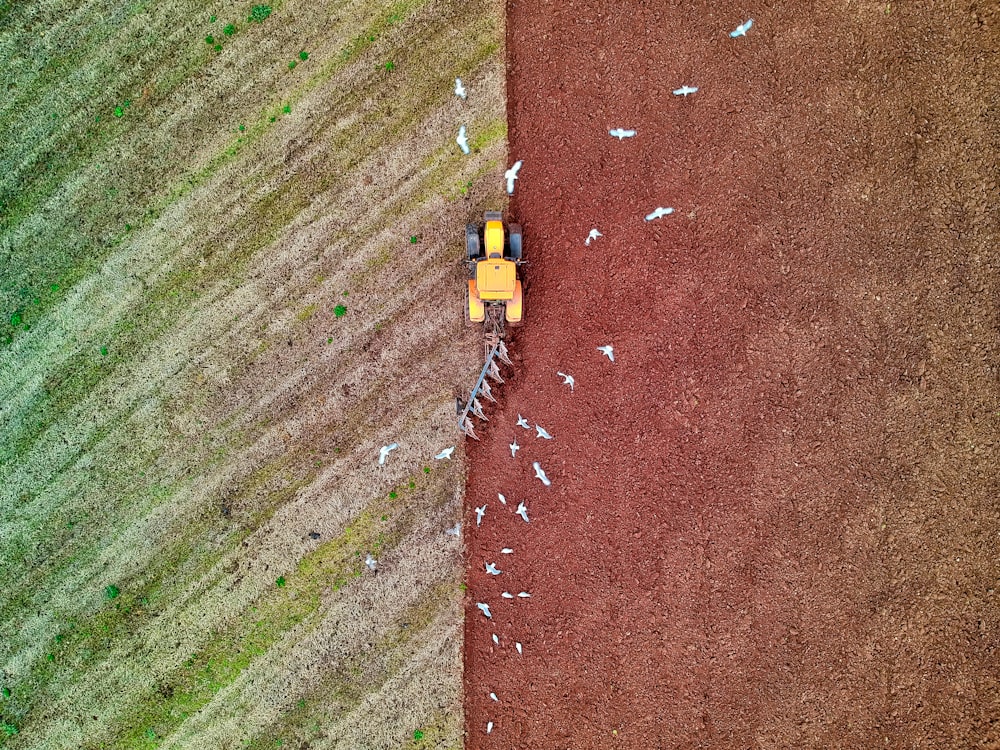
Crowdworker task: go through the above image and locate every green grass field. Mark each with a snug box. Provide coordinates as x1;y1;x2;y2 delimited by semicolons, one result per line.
0;1;505;746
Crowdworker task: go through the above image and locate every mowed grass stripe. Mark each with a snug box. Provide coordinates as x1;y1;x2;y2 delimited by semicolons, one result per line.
0;0;503;744
0;0;475;476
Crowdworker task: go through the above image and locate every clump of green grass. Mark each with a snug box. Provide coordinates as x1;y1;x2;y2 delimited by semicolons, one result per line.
413;730;424;740
298;50;308;61
288;60;297;70
384;60;395;71
248;5;272;23
104;585;120;600
334;305;346;318
276;576;286;587
224;23;236;36
205;35;215;44
2;722;18;737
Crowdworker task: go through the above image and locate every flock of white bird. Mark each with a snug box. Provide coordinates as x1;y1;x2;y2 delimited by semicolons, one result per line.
378;19;754;732
470;343;616;735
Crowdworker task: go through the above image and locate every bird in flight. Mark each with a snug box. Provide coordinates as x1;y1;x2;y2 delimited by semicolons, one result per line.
445;522;461;536
673;85;698;97
501;547;513;554
501;591;514;599
515;642;523;654
492;633;499;644
557;371;575;392
730;18;753;37
518;591;531;598
490;692;499;702
510;439;520;457
516;414;530;429
365;553;377;572
456;125;469;154
475;504;487;527
609;128;637;140
585;228;602;245
535;424;553;440
477;602;492;618
516;501;530;522
533;462;551;486
645;206;674;221
597;344;615;362
378;443;399;464
505;160;522;194
487;721;494;734
435;446;454;460
454;77;467;98
485;562;502;575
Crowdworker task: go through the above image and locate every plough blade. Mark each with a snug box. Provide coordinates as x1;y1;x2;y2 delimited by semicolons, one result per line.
471;398;488;420
462;417;479;440
480;379;497;403
496;340;512;366
487;360;504;384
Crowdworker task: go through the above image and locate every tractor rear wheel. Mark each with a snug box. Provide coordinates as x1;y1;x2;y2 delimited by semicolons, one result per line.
507;223;522;261
466;224;481;260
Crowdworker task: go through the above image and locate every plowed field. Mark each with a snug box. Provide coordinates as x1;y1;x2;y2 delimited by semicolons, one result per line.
465;1;999;748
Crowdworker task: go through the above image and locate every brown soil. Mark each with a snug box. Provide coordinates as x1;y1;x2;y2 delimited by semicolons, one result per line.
464;1;1000;748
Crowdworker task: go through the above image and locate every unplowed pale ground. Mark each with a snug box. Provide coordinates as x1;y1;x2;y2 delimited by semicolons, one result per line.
0;1;504;747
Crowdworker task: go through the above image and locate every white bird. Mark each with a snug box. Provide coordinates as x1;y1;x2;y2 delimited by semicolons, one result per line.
509;439;520;457
498;492;507;505
536;425;553;440
585;228;602;245
557;371;575;392
532;462;551;487
435;446;455;460
516;414;530;429
609;128;637;140
485;562;502;575
487;721;494;734
378;443;399;464
516;501;530;522
456;125;469;154
445;522;461;536
505;160;522;194
489;692;499;702
597;344;615;362
730;18;753;37
515;642;523;654
475;504;487;527
645;206;674;221
364;553;377;571
501;591;514;599
477;602;492;619
673;85;698;97
455;77;467;98
492;633;499;645
518;591;531;598
501;548;513;554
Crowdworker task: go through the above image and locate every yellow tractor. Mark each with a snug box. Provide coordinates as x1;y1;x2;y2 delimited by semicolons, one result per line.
466;211;523;328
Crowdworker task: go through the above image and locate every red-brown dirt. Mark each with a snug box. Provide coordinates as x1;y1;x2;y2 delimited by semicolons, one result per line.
464;1;999;748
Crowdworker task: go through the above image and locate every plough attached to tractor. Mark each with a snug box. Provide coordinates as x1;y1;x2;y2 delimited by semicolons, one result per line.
457;211;524;439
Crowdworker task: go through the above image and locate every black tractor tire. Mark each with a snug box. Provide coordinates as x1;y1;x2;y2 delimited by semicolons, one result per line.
466;224;481;260
507;223;523;261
